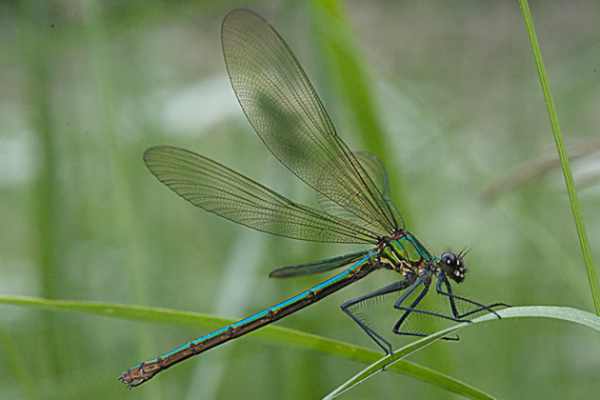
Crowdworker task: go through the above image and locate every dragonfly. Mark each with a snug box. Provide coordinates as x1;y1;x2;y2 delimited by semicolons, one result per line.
119;8;508;388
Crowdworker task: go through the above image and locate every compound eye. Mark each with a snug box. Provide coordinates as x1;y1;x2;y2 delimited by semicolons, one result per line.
441;252;457;266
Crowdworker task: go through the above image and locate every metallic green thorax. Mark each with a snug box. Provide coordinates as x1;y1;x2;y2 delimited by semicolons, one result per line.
380;232;435;272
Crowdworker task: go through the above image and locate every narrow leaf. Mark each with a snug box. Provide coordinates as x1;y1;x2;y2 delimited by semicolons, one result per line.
323;306;600;399
518;0;600;314
0;295;491;399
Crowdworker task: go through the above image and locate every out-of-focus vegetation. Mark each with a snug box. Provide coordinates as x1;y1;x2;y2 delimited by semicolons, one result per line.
1;1;599;399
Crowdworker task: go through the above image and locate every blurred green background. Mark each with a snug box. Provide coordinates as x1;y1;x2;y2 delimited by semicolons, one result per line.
2;0;600;399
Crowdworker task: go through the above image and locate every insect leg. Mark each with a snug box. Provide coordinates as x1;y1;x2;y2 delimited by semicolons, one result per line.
391;280;430;337
436;274;509;319
341;277;416;355
392;279;469;340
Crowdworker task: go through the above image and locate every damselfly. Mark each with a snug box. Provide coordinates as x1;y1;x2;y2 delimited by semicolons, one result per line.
119;8;508;387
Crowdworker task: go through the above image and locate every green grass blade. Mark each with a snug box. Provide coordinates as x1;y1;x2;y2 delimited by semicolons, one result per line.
0;295;491;400
20;0;63;379
323;306;600;399
518;0;600;314
0;329;36;400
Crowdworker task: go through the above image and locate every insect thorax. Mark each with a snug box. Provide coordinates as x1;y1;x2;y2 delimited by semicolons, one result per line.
378;232;434;276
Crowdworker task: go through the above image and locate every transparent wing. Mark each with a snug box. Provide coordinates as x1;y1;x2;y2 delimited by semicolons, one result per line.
221;9;402;238
318;151;403;227
269;250;368;278
353;152;390;198
144;146;380;244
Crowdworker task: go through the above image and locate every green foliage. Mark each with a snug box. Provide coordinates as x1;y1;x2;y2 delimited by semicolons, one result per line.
0;295;491;399
518;0;600;315
324;306;600;398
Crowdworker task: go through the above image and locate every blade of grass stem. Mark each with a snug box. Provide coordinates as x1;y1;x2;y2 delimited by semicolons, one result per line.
323;306;600;399
517;0;600;314
20;0;63;379
0;295;492;400
0;329;36;400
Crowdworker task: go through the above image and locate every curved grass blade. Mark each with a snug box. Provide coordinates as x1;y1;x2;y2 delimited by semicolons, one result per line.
518;0;600;314
323;306;600;399
0;295;491;400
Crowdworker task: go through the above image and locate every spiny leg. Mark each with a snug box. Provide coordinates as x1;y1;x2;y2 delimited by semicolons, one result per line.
392;280;434;337
341;278;416;355
392;279;469;340
438;274;459;318
436;274;509;319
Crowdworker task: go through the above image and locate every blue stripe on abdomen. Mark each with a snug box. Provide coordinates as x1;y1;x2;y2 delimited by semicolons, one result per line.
158;252;373;360
311;253;371;292
270;290;311;312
